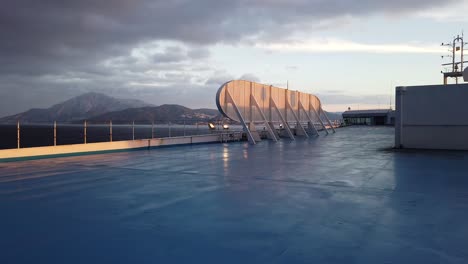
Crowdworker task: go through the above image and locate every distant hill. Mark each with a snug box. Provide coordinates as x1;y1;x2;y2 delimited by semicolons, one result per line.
193;108;221;117
87;105;221;124
0;92;152;123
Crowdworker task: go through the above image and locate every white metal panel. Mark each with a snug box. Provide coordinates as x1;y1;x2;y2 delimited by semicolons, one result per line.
395;83;468;150
216;80;324;123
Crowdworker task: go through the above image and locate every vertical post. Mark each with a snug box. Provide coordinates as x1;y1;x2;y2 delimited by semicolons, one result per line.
109;120;113;142
452;40;456;72
132;121;135;140
269;85;273;122
17;121;20;149
54;121;57;146
297;91;300;122
461;35;464;73
151;121;154;139
284;89;288;125
249;82;253;124
84;120;87;144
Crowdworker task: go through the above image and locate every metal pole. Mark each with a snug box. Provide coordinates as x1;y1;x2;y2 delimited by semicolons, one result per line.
132;121;135;140
462;35;464;73
453;39;456;73
84;120;87;144
54;121;57;146
269;85;273;123
17;121;20;149
110;120;113;142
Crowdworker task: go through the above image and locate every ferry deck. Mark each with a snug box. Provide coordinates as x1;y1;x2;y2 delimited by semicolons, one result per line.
1;126;468;263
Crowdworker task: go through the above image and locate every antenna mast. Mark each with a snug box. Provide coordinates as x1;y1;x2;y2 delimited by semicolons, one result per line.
441;33;468;85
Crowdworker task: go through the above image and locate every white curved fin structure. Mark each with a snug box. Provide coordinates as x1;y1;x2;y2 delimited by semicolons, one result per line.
216;80;335;144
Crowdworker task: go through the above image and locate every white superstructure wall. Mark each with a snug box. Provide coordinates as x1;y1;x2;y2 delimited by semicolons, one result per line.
395;83;468;150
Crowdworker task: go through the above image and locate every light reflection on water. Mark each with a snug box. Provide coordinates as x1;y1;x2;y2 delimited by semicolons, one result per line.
223;146;229;171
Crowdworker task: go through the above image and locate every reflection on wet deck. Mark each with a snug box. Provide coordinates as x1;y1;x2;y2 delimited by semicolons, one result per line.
1;126;468;263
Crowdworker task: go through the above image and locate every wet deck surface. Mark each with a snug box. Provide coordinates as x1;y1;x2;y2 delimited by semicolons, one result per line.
1;126;468;263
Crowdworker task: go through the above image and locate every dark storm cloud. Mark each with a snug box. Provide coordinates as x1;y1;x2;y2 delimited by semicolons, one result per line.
0;0;454;75
0;0;456;115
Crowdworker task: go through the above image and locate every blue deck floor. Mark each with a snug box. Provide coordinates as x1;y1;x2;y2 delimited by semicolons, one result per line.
1;126;468;263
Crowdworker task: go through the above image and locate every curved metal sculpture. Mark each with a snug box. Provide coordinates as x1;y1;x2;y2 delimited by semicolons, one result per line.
216;80;335;144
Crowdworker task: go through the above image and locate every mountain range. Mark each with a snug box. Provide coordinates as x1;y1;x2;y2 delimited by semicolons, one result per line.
0;93;153;123
0;93;222;124
0;92;341;124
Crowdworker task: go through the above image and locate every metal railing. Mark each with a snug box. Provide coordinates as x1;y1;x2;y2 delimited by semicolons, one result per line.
1;120;242;150
1;119;342;150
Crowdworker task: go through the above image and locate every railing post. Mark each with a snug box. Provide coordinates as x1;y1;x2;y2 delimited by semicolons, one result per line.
84;120;87;144
17;121;20;149
53;121;57;146
109;120;113;142
132;121;135;140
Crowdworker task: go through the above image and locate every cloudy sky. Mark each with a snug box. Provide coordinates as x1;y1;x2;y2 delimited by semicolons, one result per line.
1;0;467;116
